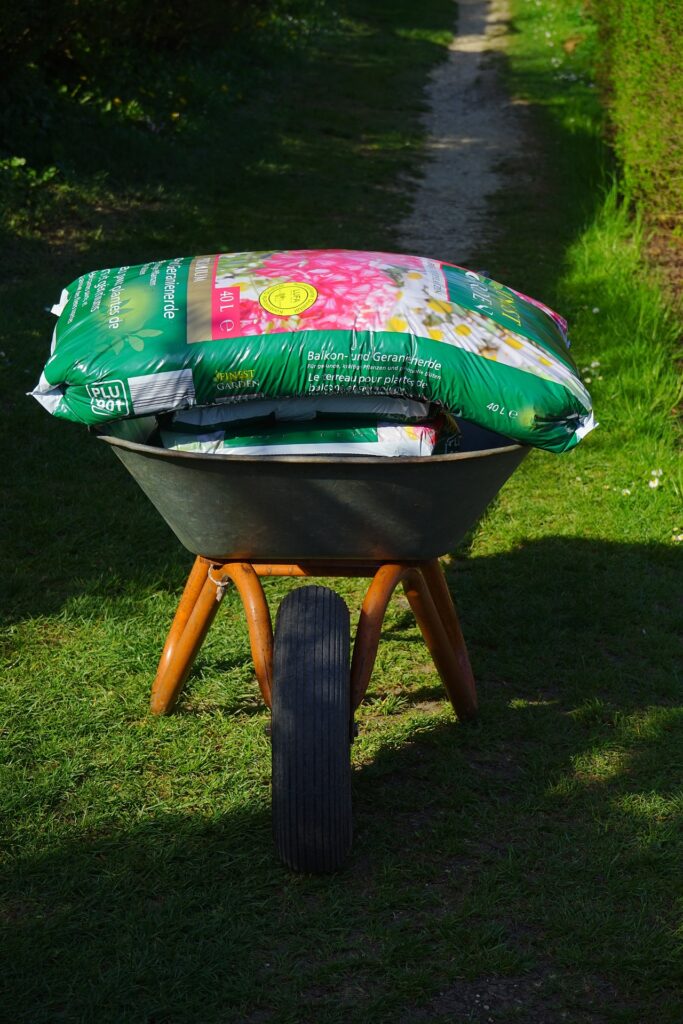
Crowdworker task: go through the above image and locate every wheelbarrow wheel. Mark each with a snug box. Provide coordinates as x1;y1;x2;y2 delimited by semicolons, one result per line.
272;585;352;873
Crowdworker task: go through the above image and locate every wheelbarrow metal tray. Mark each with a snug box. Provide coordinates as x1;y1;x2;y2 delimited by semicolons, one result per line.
98;429;528;562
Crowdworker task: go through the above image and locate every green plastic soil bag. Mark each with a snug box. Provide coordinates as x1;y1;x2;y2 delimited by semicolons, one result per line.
31;249;595;452
159;416;438;457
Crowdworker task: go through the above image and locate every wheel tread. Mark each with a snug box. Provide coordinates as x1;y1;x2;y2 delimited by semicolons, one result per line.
272;585;352;873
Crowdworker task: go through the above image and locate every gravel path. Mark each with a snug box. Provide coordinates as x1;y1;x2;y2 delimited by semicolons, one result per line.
399;0;524;264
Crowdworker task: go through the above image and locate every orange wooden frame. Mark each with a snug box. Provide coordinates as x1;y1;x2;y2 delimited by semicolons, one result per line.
150;556;478;723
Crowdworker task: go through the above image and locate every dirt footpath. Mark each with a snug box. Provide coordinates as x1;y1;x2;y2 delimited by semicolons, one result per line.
400;0;525;265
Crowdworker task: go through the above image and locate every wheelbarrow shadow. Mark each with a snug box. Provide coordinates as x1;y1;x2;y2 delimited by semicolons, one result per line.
351;531;681;834
2;536;681;1020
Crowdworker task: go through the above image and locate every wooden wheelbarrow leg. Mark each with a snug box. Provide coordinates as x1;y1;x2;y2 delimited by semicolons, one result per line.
150;557;222;715
220;563;273;709
153;557;210;686
349;560;476;721
151;559;275;716
350;563;410;711
404;561;477;722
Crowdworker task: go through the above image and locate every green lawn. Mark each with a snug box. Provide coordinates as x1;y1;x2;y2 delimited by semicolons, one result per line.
1;1;681;1021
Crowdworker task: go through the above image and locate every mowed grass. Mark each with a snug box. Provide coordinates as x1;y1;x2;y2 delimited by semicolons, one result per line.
1;0;682;1022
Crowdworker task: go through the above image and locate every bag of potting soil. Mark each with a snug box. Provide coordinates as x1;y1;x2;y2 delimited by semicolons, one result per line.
159;416;438;457
31;249;595;453
169;394;432;428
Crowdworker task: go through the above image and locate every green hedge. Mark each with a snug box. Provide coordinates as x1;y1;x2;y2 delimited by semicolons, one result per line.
592;0;683;220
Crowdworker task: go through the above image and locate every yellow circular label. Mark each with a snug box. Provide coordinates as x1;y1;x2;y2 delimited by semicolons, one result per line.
259;281;318;317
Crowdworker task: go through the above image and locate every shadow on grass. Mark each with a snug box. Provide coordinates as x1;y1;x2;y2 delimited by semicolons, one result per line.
1;537;681;1022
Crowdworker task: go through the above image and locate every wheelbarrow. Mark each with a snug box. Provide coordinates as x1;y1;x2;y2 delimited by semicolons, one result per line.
98;419;527;873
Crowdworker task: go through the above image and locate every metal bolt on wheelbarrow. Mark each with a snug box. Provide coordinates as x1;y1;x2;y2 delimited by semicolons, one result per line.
98;419;528;873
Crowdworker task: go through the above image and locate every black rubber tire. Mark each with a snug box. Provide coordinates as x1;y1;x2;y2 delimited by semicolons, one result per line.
271;585;352;873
